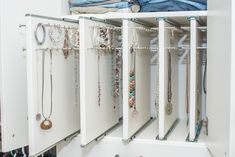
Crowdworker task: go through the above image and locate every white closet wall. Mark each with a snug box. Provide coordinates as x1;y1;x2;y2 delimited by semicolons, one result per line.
230;1;235;157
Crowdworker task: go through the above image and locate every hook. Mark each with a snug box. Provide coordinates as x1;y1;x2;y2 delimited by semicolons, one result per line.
19;24;26;28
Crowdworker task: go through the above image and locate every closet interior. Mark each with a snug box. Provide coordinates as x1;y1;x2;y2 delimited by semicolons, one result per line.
24;11;208;156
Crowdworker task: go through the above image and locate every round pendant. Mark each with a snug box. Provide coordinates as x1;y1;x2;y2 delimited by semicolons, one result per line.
40;119;53;130
36;113;41;121
165;102;173;115
132;109;139;118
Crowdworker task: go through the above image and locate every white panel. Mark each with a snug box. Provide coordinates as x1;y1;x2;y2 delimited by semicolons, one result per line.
189;18;199;141
26;16;80;156
79;18;120;146
230;1;235;157
158;19;178;139
123;20;152;140
207;0;232;156
0;0;28;152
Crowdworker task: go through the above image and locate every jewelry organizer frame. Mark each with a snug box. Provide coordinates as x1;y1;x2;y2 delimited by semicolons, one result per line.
158;18;179;140
189;17;200;142
123;19;153;141
79;17;122;147
24;11;208;157
26;14;80;156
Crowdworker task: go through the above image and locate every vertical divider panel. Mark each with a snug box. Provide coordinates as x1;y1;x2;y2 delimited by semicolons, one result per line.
123;19;151;140
189;17;199;141
79;17;87;146
158;18;178;139
79;17;121;146
123;19;130;140
26;15;80;156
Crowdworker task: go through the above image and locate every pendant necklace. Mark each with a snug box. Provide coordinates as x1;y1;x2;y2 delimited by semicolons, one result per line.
166;50;173;115
40;50;53;130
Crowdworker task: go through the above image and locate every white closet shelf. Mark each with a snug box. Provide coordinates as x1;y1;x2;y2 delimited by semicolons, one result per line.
65;11;207;20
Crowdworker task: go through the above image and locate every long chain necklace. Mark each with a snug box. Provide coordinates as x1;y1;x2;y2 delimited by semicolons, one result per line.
129;46;136;110
196;52;201;121
63;28;69;59
186;53;189;125
98;50;101;106
166;50;173;115
40;50;53;130
113;48;121;97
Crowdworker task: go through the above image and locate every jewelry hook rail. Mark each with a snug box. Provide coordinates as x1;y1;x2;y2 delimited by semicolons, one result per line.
35;47;80;51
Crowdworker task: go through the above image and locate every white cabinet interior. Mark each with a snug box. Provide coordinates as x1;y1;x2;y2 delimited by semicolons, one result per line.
59;11;208;157
21;10;230;157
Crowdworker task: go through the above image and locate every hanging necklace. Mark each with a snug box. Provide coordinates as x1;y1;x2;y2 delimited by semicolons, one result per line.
63;28;69;59
40;50;53;130
98;50;101;106
196;52;201;122
113;48;121;97
129;46;137;111
166;50;173;115
186;53;189;125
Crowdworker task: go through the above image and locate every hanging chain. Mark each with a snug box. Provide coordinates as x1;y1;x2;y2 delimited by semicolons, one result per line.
167;51;172;103
166;50;173;115
41;50;53;130
63;28;69;59
129;46;136;110
186;53;190;125
98;50;101;106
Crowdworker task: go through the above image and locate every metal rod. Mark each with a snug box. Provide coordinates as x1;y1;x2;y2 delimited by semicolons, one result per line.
43;23;79;30
25;13;79;24
123;117;155;143
130;18;156;28
91;25;122;31
80;120;122;148
129;26;157;33
81;16;121;27
36;47;80;51
156;119;179;140
32;131;79;157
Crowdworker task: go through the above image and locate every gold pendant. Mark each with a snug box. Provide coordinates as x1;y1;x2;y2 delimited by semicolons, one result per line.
40;119;53;130
132;109;139;118
166;102;173;115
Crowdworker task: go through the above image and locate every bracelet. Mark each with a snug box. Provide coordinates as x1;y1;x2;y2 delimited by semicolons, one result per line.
34;23;46;45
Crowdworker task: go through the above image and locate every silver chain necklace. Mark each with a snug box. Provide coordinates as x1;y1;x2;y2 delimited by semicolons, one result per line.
40;50;53;130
